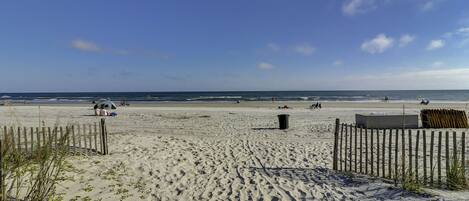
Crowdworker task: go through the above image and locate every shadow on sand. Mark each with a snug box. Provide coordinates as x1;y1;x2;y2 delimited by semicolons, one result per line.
247;166;434;200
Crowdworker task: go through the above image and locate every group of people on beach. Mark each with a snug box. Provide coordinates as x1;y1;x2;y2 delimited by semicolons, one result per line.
310;102;322;109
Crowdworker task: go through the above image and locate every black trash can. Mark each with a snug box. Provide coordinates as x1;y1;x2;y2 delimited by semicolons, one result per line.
278;114;290;129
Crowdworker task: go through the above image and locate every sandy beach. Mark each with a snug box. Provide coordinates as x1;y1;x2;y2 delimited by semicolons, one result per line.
0;101;466;200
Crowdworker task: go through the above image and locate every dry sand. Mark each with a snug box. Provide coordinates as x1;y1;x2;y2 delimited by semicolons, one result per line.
0;101;466;200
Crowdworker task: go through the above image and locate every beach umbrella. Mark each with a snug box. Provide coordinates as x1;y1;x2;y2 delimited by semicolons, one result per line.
94;101;117;110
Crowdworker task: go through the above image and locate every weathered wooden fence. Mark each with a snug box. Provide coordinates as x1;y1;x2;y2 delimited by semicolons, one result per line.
0;118;109;156
332;118;468;188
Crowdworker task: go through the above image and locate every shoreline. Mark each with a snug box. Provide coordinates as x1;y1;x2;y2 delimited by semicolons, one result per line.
3;100;469;109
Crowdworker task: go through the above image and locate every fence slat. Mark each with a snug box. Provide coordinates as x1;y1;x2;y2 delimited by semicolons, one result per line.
354;125;357;172
401;128;406;181
36;127;40;148
389;128;392;179
333;119;339;170
462;132;466;174
344;124;348;171
453;131;457;163
423;130;427;184
360;126;363;173
53;127;58;148
88;125;93;155
42;127;46;147
23;127;28;153
349;125;352;172
30;128;34;153
9;127;15;150
394;128;398;184
382;129;386;177
445;131;450;187
409;130;413;173
365;127;368;174
72;125;76;154
101;118;108;155
438;131;442;187
17;127;21;151
430;131;435;186
377;129;381;177
415;130;420;183
17;127;21;150
77;125;82;153
371;128;374;176
94;123;98;153
82;124;87;154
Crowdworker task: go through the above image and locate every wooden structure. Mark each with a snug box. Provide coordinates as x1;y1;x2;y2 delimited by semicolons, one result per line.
421;109;469;128
0;118;109;156
333;119;468;188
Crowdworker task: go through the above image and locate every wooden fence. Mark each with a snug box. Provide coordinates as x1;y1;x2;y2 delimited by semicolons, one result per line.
0;118;109;156
332;118;468;188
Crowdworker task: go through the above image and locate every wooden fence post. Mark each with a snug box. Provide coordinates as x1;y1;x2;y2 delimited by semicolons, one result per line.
88;125;93;155
94;123;98;153
394;128;398;184
377;129;381;177
423;130;427;184
36;127;40;148
349;125;352;172
72;125;76;154
365;128;368;174
389;129;393;180
30;128;34;153
382;129;387;178
445;131;450;187
415;130;420;183
100;118;108;155
371;128;374;176
453;131;457;163
345;124;348;171
430;131;435;185
401;128;405;181
0;139;3;201
333;119;339;170
354;125;357;172
360;126;363;173
409;130;413;174
17;127;21;150
438;131;442;187
23;127;27;153
462;132;466;175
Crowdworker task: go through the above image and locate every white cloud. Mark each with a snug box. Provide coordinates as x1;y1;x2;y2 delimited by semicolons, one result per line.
294;44;315;56
71;39;101;52
399;34;415;47
342;0;376;16
426;40;445;50
457;27;469;36
71;39;168;59
442;27;469;47
361;34;394;54
342;67;469;89
257;62;275;70
421;1;434;11
267;43;280;51
333;60;343;66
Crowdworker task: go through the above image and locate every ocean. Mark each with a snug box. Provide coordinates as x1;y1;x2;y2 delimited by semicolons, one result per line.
1;90;469;103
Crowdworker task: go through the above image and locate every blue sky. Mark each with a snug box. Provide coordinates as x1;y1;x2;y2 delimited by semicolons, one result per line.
1;0;469;92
